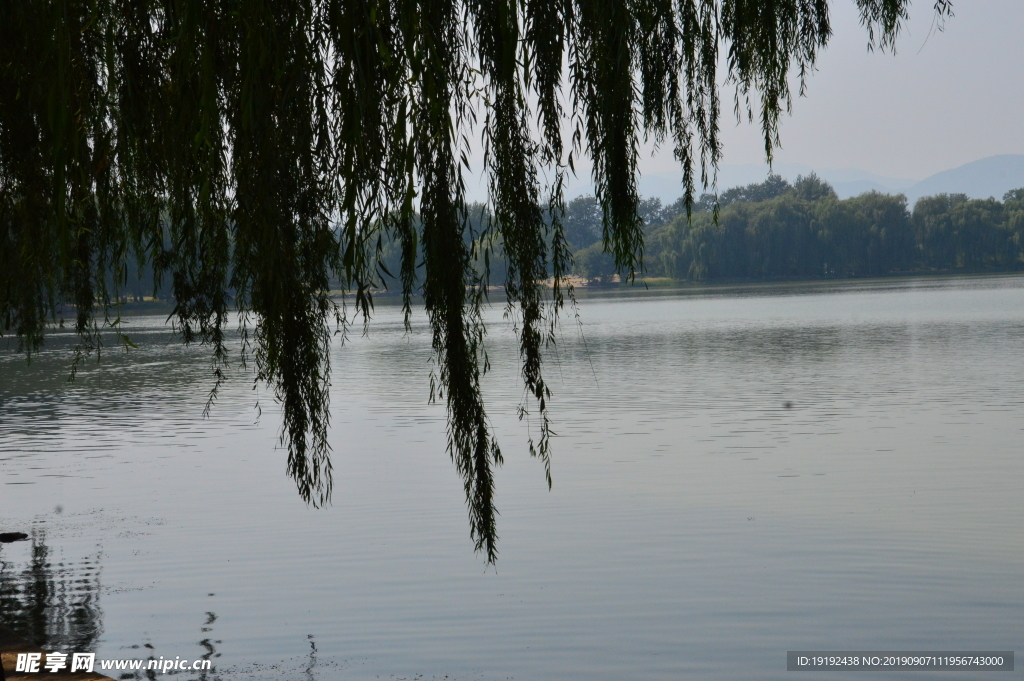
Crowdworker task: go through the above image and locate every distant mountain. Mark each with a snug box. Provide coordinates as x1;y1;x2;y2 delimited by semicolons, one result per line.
525;154;1024;208
903;155;1024;206
829;180;896;198
633;162;917;202
631;155;1024;206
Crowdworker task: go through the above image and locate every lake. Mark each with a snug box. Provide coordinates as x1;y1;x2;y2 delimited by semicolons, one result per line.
1;274;1022;680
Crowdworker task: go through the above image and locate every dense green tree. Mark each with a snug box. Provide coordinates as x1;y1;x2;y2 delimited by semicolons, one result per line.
563;196;604;251
1;0;953;561
567;194;669;276
720;173;794;208
914;195;1016;270
651;184;1021;282
574;241;619;280
677;174;793;218
834;191;914;275
914;194;971;269
1005;190;1024;256
791;173;835;203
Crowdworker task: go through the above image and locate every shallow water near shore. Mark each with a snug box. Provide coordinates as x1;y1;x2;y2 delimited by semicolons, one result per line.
2;273;1022;680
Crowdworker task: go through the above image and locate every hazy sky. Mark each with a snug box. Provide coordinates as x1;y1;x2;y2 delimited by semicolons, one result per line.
463;0;1024;201
642;0;1024;181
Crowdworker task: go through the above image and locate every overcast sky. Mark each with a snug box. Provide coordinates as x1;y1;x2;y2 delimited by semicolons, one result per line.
464;0;1024;202
642;0;1024;182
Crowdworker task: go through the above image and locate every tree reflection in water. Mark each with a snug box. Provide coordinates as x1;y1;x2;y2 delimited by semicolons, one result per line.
0;530;222;680
0;529;102;653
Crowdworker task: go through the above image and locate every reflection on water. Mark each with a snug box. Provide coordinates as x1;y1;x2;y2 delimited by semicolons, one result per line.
111;611;220;681
0;529;102;652
0;525;225;680
1;274;1023;681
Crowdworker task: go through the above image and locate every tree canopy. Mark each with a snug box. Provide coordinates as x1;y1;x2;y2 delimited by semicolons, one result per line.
655;182;1023;281
0;0;952;562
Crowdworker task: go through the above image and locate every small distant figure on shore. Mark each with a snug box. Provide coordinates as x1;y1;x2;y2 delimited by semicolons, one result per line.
0;532;29;543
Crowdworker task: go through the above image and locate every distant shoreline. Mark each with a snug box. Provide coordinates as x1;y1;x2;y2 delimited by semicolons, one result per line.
40;269;1024;319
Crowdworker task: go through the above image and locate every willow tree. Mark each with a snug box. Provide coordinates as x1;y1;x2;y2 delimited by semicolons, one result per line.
0;0;950;561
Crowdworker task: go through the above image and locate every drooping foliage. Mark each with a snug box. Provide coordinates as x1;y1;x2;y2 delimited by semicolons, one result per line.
0;0;951;561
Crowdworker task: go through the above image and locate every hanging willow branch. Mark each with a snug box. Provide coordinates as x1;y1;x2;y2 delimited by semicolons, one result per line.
0;0;951;562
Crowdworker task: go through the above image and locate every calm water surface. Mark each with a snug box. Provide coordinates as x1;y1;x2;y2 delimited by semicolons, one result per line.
1;274;1022;680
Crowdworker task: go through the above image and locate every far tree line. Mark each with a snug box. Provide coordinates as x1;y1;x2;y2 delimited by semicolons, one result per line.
570;175;1024;282
127;174;1024;301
